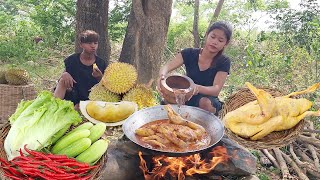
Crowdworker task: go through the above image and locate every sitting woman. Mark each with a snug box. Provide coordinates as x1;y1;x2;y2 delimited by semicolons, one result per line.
54;30;107;110
158;21;233;115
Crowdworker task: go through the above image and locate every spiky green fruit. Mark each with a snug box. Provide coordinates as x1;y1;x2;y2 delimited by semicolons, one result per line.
5;68;30;85
89;83;120;102
0;69;7;84
122;84;158;109
102;62;137;94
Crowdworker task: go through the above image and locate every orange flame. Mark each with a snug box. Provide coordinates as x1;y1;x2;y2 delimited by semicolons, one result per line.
139;146;229;180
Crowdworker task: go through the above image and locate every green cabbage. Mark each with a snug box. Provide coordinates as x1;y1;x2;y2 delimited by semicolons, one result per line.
4;91;82;160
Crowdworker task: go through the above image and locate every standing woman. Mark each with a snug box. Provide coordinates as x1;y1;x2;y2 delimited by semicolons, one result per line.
158;21;233;115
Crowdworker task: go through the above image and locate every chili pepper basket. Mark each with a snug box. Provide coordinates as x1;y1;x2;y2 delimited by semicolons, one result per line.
220;87;306;150
0;121;108;180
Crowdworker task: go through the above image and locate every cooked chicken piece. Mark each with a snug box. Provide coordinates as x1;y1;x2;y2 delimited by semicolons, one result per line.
141;134;170;144
135;127;155;137
164;105;206;137
158;125;187;148
224;82;320;140
144;140;166;148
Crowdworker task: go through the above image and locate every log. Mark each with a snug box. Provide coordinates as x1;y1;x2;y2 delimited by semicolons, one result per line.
261;149;280;169
273;148;291;179
258;150;272;166
290;144;320;174
306;120;320;170
298;135;320;148
281;152;309;180
295;147;314;164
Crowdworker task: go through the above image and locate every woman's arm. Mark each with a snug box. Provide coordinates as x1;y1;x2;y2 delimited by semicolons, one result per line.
196;71;228;97
159;52;184;77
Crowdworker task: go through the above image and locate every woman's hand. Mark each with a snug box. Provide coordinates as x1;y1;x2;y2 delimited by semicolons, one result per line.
188;84;200;101
156;74;166;96
92;67;103;79
193;84;200;95
59;72;76;89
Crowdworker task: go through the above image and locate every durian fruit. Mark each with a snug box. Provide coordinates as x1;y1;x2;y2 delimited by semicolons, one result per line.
102;62;137;94
5;68;30;85
122;84;158;109
0;69;7;84
86;101;138;123
89;83;120;102
93;63;98;70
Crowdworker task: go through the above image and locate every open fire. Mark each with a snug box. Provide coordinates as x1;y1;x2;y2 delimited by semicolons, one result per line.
139;146;229;180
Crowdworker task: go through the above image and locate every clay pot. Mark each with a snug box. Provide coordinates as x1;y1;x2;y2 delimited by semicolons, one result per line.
160;75;195;104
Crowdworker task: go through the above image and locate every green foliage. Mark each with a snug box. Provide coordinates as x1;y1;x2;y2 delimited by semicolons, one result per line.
28;0;76;44
272;0;320;53
108;0;131;42
258;173;270;180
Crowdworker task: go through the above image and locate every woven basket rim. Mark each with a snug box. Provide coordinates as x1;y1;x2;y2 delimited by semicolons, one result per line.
0;121;107;180
220;87;305;150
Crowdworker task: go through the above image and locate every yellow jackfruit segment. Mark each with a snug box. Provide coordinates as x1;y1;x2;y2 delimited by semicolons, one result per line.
86;101;137;123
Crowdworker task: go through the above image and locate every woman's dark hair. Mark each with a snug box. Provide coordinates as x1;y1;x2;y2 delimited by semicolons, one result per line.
206;21;233;43
79;30;99;43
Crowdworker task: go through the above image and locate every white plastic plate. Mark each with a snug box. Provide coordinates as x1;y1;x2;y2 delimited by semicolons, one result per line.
79;100;138;127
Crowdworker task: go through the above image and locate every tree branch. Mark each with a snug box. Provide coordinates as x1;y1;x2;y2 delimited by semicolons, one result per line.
261;149;280;169
273;148;291;179
281;151;309;180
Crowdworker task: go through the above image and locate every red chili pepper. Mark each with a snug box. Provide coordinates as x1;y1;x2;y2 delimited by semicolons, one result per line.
68;165;98;173
19;167;39;177
61;161;90;168
41;162;67;174
0;157;10;166
46;154;69;160
11;156;34;163
24;144;52;161
11;161;42;169
35;172;57;180
77;174;93;180
41;169;78;178
4;173;22;180
2;166;23;177
19;148;25;157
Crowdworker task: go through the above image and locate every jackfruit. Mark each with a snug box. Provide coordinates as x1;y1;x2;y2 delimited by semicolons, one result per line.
0;69;7;84
5;68;30;85
86;101;138;123
101;62;137;94
89;83;120;102
122;84;158;109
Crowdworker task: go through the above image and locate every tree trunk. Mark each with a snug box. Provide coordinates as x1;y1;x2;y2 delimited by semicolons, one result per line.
193;0;200;48
209;0;224;25
119;0;173;84
75;0;110;64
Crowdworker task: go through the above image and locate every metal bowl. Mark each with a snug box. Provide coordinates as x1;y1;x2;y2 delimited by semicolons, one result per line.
122;105;224;156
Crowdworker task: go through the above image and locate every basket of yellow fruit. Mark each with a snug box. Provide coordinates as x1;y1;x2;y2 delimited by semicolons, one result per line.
220;82;320;150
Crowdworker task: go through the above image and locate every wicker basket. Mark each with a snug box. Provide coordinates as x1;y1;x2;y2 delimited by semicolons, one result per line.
0;84;36;125
220;87;305;150
0;122;108;180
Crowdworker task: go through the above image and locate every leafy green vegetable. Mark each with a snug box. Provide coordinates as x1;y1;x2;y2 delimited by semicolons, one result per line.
4;91;82;160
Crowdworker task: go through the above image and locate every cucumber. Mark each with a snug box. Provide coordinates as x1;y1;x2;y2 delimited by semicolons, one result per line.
51;125;70;144
76;139;109;164
51;129;90;154
70;122;94;133
56;138;91;157
87;123;106;143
